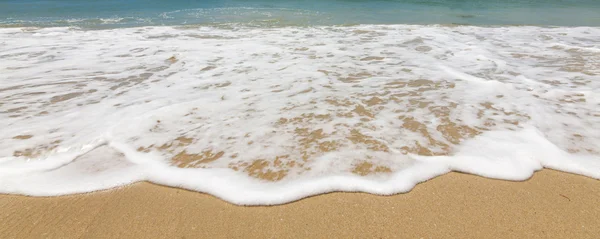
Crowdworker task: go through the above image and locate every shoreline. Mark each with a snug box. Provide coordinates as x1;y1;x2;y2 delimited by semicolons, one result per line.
2;169;599;238
3;23;600;30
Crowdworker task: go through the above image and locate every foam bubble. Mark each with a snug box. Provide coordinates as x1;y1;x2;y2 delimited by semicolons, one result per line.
0;25;599;205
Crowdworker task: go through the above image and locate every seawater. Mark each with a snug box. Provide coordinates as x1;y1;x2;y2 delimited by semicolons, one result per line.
0;1;599;205
2;0;600;27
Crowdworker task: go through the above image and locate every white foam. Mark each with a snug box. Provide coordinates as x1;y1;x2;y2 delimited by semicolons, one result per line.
0;25;599;205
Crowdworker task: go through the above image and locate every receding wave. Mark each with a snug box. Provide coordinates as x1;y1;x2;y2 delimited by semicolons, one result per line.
0;25;599;205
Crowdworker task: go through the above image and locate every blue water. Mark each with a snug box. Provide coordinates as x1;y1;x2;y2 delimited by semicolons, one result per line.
1;0;599;28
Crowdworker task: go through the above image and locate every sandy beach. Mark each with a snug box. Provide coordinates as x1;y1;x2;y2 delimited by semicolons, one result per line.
2;1;600;238
2;169;598;238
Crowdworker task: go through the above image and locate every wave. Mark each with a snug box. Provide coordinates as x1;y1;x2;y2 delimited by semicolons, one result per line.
1;25;599;205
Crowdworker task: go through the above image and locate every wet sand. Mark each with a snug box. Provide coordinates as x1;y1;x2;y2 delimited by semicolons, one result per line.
1;169;599;239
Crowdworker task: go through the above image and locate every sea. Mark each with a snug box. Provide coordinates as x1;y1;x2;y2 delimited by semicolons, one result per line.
1;0;599;205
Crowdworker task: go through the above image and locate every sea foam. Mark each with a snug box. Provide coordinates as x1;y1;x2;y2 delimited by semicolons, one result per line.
0;25;599;205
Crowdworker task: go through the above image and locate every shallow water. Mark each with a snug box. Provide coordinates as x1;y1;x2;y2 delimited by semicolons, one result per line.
1;1;599;205
1;25;599;204
1;0;600;28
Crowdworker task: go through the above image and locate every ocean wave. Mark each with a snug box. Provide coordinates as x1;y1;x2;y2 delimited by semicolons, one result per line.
0;25;599;204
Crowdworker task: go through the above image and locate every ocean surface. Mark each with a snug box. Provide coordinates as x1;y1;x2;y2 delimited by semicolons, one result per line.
1;0;599;205
2;0;600;28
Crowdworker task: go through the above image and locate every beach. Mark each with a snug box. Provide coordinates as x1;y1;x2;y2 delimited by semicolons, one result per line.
2;1;600;238
2;169;599;238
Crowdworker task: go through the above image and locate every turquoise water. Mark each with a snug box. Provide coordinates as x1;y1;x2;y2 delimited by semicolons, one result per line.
1;0;600;28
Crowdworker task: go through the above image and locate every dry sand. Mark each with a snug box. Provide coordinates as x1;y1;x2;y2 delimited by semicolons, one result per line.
1;169;599;239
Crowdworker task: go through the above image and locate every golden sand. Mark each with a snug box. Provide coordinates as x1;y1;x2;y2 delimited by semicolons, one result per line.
1;169;599;238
